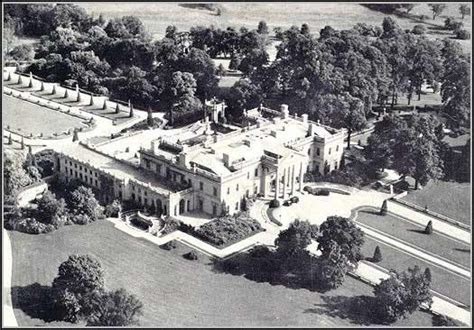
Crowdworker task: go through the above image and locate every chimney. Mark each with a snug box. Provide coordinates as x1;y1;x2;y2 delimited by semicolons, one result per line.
302;114;308;123
223;153;231;167
308;124;314;136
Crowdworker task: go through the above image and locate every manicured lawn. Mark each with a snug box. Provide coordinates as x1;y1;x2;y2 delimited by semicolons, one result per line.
3;95;86;136
8;220;433;327
355;210;471;268
402;181;471;225
361;237;471;306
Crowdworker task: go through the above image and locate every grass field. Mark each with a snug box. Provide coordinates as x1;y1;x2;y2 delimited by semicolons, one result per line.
8;220;433;327
3;95;87;136
355;210;471;268
361;236;471;306
402;181;471;225
80;3;471;53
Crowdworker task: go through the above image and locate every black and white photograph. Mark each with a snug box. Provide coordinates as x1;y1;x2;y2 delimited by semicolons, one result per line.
2;1;472;327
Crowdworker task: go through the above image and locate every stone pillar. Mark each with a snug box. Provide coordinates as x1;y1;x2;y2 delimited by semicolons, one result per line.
291;165;295;195
275;167;280;200
282;168;287;198
299;162;303;192
287;166;291;186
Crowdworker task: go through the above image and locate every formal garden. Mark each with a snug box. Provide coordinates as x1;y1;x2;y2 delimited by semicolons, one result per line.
160;208;264;248
354;208;471;268
3;94;91;138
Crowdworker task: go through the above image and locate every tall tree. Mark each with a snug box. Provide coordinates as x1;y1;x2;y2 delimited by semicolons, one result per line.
428;4;447;20
459;4;471;20
317;216;364;264
373;266;432;323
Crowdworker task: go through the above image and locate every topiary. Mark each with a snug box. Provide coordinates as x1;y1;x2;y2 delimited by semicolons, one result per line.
373;246;382;262
425;220;433;234
160;241;177;250
269;199;280;208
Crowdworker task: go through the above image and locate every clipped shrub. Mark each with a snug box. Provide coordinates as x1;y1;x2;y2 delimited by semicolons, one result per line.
425;220;433;234
71;213;92;225
160;241;177;250
456;29;471;40
373;246;383;262
104;200;121;218
183;251;198;260
315;189;330;196
412;24;426;35
269;199;280;208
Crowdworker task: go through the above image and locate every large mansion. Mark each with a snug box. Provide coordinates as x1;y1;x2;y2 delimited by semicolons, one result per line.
55;104;345;218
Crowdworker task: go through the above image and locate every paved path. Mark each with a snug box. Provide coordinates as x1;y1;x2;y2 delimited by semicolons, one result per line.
353;262;471;326
2;229;19;327
388;200;471;244
108;217;272;259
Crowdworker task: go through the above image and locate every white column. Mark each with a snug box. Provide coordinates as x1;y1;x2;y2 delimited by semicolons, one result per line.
275;167;280;200
299;162;303;191
282;168;287;198
291;165;295;195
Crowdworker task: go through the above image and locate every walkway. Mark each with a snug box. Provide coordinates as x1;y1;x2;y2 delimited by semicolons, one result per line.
108;217;273;259
388;200;471;244
3;229;19;327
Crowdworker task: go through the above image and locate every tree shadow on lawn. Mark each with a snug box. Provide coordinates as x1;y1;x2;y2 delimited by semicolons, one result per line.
303;295;383;326
212;251;331;293
406;228;428;235
454;248;471;253
11;283;59;323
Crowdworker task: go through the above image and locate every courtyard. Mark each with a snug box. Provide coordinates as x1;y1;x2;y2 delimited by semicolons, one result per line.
8;220;433;327
3;94;88;137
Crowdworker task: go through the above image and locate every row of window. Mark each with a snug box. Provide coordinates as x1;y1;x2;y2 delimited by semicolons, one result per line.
66;160;98;177
66;167;98;187
308;145;340;157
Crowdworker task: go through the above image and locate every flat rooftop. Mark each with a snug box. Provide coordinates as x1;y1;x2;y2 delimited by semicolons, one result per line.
60;143;182;194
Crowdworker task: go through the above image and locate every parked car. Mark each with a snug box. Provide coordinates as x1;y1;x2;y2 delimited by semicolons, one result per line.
290;196;299;203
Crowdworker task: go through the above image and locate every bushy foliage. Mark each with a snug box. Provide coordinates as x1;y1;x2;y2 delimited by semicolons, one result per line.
104;200;121;218
275;219;318;260
456;29;471;40
69;186;103;221
8;217;56;234
269;199;280;208
84;289;143;326
317;216;364;265
52;255;105;322
373;266;432;323
192;214;262;246
160;240;177;250
35;190;68;225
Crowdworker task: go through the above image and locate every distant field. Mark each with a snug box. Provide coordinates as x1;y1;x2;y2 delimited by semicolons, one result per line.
81;2;471;53
402;181;471;225
9;220;433;327
2;95;87;136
